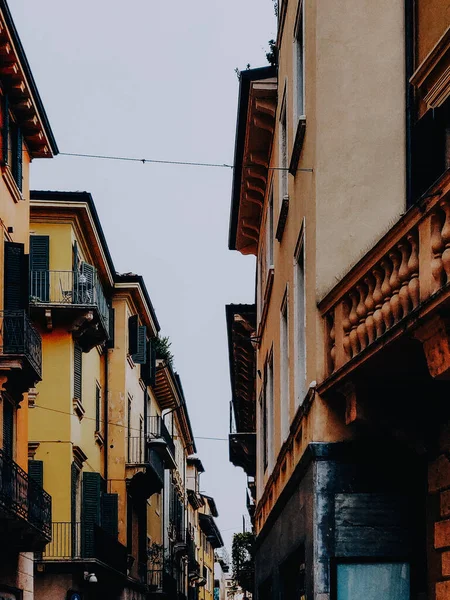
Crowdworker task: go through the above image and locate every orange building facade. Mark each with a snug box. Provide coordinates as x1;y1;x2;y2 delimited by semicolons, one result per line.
228;2;450;600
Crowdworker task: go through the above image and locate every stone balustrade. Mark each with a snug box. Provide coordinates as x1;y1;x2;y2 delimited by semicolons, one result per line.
320;170;450;383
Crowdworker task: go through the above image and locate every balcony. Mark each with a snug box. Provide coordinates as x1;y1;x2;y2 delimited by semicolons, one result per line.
29;269;109;351
126;439;164;498
229;403;256;477
0;310;42;392
42;521;127;574
148;415;176;469
319;170;450;398
0;447;51;551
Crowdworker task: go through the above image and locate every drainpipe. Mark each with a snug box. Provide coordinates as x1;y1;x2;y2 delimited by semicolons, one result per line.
104;343;109;488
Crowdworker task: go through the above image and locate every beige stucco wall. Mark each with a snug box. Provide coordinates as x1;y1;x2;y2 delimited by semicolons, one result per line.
313;0;406;300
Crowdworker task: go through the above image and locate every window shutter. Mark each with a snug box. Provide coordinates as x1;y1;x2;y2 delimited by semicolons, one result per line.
4;242;25;310
3;400;13;457
2;94;9;165
81;471;101;558
74;344;82;401
95;385;101;432
132;325;147;364
72;241;79;272
30;235;50;302
101;493;119;539
128;315;139;355
28;460;44;488
107;307;115;348
15;127;22;191
79;262;95;304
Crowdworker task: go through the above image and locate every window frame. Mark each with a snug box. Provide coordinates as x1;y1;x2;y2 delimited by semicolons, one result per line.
293;225;306;407
280;287;290;442
330;558;412;600
279;89;289;205
294;0;306;121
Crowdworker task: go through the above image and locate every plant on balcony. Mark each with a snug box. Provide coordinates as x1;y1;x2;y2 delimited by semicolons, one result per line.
231;532;255;595
153;335;174;367
266;39;278;66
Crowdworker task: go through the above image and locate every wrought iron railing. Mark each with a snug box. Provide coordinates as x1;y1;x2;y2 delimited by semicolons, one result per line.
43;521;127;573
127;440;165;483
0;448;51;539
148;568;164;590
29;269;109;333
148;416;175;458
0;310;42;379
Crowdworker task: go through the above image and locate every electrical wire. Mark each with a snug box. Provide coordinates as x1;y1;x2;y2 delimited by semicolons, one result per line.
31;403;227;441
59;151;313;172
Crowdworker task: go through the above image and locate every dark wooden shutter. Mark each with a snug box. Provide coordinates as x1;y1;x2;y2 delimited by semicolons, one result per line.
74;344;82;401
128;315;139;355
30;235;49;302
95;385;101;432
28;460;44;488
101;493;119;538
2;94;9;165
80;262;95;304
107;307;115;348
3;399;13;457
72;241;79;271
14;127;22;190
132;325;147;364
81;471;101;558
4;242;25;310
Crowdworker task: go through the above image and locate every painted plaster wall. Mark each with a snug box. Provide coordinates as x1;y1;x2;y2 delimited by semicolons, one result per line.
417;0;450;64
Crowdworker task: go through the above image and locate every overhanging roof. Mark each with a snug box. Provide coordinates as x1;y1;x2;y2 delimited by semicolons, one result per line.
226;304;256;434
229;66;277;254
0;0;58;157
199;514;224;549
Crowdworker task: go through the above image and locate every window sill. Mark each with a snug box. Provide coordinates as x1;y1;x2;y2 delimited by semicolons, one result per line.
289;117;306;176
95;431;104;446
2;165;24;203
257;267;274;341
73;398;85;421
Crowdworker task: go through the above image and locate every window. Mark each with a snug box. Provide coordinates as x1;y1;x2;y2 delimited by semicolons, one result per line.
74;344;82;402
335;563;410;600
95;383;101;433
279;96;288;202
266;352;274;472
260;390;268;474
294;232;306;407
139;416;144;462
266;190;274;269
4;103;23;191
294;2;305;119
280;291;290;441
127;395;132;462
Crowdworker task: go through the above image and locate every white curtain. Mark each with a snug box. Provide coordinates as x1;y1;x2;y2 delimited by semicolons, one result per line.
337;563;410;600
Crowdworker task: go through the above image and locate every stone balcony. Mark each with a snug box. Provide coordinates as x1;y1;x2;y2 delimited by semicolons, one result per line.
319;169;450;395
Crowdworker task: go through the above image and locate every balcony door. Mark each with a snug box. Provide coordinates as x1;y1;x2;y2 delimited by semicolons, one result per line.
30;235;49;302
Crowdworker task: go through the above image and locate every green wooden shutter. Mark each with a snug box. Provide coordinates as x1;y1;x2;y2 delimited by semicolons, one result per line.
30;235;50;302
3;400;13;457
74;344;82;401
132;325;147;364
28;460;44;488
79;262;95;304
4;242;25;310
2;94;9;165
14;127;22;191
128;315;139;354
81;471;101;558
107;307;115;348
101;493;119;538
72;241;79;271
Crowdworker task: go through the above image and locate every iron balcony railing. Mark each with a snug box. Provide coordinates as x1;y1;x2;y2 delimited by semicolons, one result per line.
43;521;127;573
0;310;42;379
148;416;175;458
29;269;109;333
127;439;165;483
0;447;51;540
148;568;164;590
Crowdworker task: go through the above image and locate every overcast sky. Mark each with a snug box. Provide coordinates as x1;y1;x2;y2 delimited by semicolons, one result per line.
11;0;276;551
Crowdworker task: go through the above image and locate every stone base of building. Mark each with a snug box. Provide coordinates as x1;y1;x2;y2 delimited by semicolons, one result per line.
0;553;35;600
255;441;427;600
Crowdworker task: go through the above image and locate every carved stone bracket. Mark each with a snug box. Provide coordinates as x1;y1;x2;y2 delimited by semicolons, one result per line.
414;314;450;380
339;380;367;425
